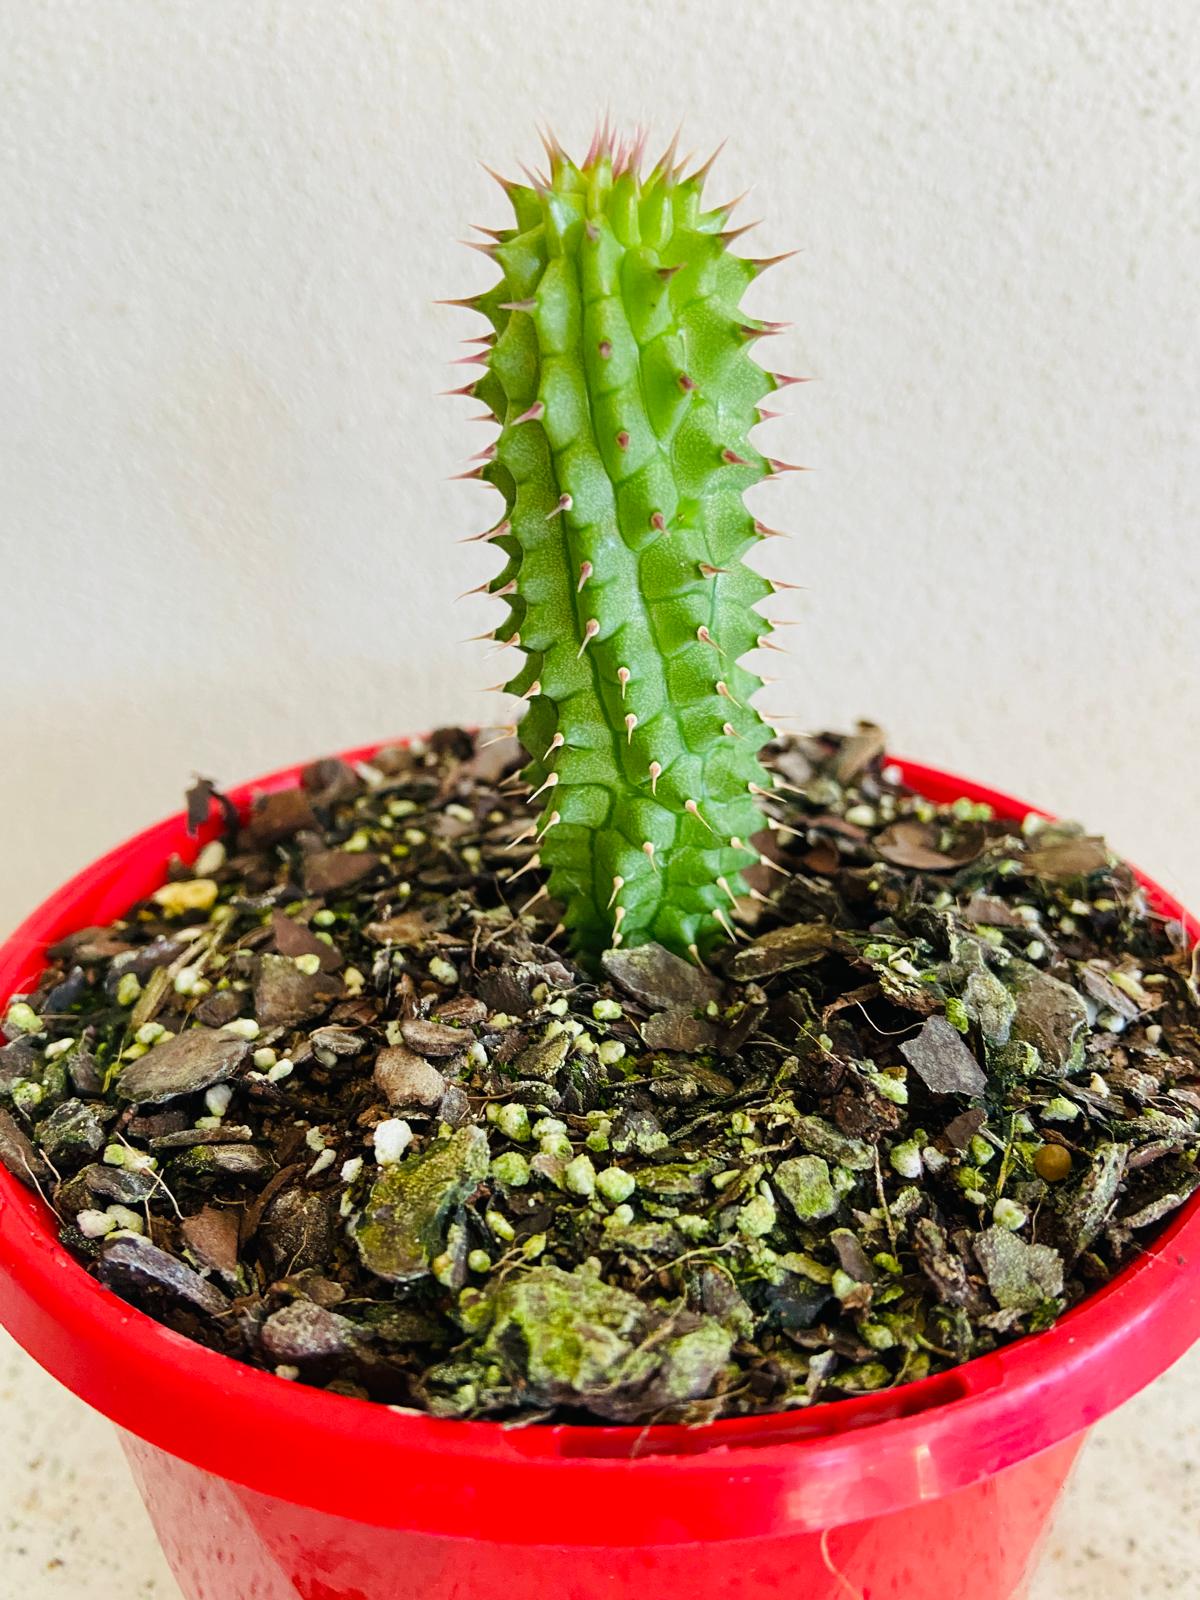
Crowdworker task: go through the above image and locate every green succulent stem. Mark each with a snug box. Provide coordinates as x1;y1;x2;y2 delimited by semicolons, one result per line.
459;133;786;963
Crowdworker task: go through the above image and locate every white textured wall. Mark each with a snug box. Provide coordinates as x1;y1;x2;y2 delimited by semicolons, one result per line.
2;0;1197;927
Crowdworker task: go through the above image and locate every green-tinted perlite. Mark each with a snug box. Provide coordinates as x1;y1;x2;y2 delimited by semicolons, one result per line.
452;131;798;962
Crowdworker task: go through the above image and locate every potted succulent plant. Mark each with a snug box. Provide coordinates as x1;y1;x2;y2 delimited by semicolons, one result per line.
2;130;1199;1600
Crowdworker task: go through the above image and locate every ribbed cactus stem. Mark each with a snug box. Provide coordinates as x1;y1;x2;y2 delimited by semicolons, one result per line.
456;131;789;963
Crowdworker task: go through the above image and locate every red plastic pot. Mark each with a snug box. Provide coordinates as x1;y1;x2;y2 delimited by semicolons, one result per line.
2;742;1198;1600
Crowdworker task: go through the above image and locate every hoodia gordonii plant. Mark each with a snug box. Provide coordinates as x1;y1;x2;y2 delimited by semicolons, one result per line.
449;130;801;963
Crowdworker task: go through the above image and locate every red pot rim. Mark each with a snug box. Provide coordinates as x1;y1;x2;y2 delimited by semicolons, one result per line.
2;740;1198;1545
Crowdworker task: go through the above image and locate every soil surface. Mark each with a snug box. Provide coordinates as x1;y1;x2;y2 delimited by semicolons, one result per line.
2;727;1197;1425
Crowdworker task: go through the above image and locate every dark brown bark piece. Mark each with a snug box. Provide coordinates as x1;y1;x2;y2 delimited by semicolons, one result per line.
99;1235;229;1315
602;942;724;1010
900;1016;988;1097
244;788;319;849
115;1029;251;1104
303;849;382;897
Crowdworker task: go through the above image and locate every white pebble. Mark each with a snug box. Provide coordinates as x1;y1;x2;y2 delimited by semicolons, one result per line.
307;1148;336;1178
105;1205;145;1234
844;804;877;828
267;1059;294;1083
194;839;227;876
993;1197;1028;1231
374;1118;414;1166
76;1209;118;1238
340;1156;364;1184
204;1083;233;1118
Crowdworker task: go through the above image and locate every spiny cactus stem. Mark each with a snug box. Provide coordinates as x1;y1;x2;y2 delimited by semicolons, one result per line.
455;129;800;961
